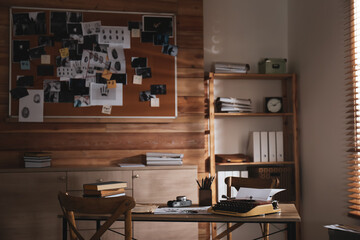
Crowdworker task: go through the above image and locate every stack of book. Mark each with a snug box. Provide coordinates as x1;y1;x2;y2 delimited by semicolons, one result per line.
214;62;250;73
83;181;127;198
146;152;184;166
216;97;253;113
23;152;52;168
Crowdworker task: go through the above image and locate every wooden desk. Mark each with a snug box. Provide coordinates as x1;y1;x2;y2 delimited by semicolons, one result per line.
62;204;300;240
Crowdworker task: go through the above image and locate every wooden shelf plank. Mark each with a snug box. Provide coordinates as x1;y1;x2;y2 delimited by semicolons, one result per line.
215;112;294;117
215;161;295;166
213;73;294;80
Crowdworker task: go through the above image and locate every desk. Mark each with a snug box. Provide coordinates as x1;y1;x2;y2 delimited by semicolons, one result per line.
61;204;300;240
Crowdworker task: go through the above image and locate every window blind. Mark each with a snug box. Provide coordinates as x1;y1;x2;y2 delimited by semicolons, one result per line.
347;0;360;217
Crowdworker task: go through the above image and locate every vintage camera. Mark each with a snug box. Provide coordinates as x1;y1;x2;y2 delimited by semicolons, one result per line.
167;196;192;207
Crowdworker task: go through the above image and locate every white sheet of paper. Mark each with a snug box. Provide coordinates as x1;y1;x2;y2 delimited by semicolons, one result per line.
235;187;285;201
154;206;211;215
99;26;131;48
19;90;44;122
90;83;123;106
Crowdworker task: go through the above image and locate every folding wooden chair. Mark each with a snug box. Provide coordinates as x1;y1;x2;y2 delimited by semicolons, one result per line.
217;177;279;240
58;191;135;240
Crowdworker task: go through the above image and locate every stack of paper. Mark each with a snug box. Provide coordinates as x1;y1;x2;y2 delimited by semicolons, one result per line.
215;97;252;113
23;152;52;168
146;152;183;166
214;62;250;73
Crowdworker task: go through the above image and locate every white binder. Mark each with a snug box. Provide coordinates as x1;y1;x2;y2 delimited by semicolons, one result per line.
260;131;268;162
276;131;284;161
247;131;261;162
268;131;276;162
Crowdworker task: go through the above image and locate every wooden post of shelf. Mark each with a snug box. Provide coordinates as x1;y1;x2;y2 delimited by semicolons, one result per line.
208;72;218;240
292;74;301;240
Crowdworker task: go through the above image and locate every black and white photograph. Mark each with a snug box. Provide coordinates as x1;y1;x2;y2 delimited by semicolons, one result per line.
135;67;152;78
16;75;34;87
56;55;70;67
89;83;123;106
81;21;101;36
62;39;78;51
139;90;155;102
13;40;30;62
10;87;29;99
107;46;126;73
50;12;69;40
67;22;83;35
150;84;166;95
70;78;88;95
131;57;147;68
19;89;43;122
38;36;54;47
28;45;46;59
13;12;46;36
142;15;173;36
43;79;61;103
111;73;127;85
99;26;130;47
37;65;54;76
162;44;178;56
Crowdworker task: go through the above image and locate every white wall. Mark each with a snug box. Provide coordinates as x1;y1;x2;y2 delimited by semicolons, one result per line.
204;0;288;239
288;0;359;239
204;0;359;239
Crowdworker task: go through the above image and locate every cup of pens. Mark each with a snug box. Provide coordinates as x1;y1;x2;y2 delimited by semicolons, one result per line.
197;176;214;206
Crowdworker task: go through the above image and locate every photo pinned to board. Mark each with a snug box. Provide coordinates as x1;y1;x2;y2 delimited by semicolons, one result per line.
74;95;90;107
19;89;44;122
139;90;155;102
13;12;46;36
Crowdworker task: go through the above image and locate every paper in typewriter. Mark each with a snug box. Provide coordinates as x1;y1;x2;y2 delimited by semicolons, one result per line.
235;188;285;201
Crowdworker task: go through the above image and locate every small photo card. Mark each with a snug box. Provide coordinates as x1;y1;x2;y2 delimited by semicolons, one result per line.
151;97;160;107
102;105;112;114
133;75;142;85
41;55;51;64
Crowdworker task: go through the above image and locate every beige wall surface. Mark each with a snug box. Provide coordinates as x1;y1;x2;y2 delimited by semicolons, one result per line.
205;0;360;239
204;0;288;239
288;0;359;239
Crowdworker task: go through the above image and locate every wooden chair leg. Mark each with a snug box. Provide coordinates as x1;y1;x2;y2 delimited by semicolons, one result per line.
227;223;232;240
259;223;270;240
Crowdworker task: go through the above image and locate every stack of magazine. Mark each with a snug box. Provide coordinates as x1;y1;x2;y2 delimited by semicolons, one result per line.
214;62;250;73
216;97;253;113
23;152;52;168
146;152;184;166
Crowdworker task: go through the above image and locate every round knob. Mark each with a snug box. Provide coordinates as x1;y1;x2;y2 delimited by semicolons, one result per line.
97;178;103;182
134;174;140;178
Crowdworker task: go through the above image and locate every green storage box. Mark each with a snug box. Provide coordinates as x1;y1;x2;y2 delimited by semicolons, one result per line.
258;58;287;74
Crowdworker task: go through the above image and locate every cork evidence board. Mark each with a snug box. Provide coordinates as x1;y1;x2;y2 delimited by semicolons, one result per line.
9;7;177;121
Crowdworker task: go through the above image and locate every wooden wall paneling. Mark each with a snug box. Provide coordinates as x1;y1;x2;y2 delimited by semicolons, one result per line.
0;132;204;151
177;48;204;68
177;78;204;96
178;68;204;78
0;0;206;175
0;0;178;13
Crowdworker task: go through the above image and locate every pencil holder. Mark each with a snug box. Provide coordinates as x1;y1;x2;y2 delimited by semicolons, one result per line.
199;189;212;206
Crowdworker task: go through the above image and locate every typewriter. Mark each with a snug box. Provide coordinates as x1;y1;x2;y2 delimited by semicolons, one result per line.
209;198;280;217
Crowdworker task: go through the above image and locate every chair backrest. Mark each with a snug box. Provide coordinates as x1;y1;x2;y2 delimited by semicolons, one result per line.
58;192;135;240
224;177;280;198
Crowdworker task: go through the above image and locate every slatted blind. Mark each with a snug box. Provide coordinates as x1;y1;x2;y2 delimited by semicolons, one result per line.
347;0;360;217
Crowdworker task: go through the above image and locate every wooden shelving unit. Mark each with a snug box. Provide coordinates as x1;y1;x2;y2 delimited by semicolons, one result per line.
206;72;300;211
